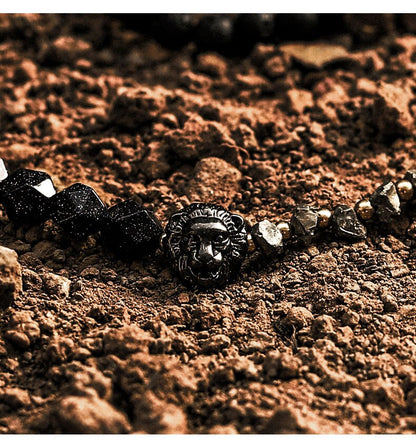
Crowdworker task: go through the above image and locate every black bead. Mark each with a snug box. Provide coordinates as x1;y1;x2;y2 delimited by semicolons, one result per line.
0;168;56;225
100;200;163;259
233;14;275;52
332;205;367;240
151;14;196;48
370;181;401;223
195;15;235;54
49;183;106;239
251;219;284;257
290;206;319;244
274;14;320;41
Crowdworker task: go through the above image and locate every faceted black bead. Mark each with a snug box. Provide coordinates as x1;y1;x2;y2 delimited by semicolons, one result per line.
119;14;195;47
100;200;163;259
251;219;284;257
196;15;235;54
332;205;367;240
290;206;319;244
0;168;56;225
370;181;401;223
49;183;106;239
151;14;196;48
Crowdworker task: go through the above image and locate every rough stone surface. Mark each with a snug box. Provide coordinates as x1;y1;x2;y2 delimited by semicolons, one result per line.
290;206;319;244
373;80;414;137
279;43;349;68
109;86;167;130
251;220;284;256
332;205;367;240
263;406;345;434
187;157;242;206
50;396;131;433
41;272;70;299
370;181;401;223
5;311;40;349
0;246;22;309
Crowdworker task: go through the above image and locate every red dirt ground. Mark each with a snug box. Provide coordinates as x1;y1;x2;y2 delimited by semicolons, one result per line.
0;14;415;433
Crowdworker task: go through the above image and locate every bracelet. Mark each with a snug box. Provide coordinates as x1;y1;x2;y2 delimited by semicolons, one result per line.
0;157;415;290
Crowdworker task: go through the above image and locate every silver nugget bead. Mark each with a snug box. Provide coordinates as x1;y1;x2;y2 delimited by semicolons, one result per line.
251;219;284;257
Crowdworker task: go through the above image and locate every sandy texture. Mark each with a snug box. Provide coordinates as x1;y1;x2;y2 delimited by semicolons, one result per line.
0;14;415;433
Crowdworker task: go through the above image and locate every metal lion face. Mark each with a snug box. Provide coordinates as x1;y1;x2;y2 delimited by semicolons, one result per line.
163;203;248;288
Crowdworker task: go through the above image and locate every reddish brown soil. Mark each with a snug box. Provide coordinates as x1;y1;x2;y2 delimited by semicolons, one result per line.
0;14;416;434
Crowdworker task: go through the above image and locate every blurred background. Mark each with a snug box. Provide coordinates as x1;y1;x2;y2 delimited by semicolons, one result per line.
117;14;416;55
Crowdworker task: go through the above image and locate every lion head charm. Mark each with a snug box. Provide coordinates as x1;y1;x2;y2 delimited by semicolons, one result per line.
163;203;248;288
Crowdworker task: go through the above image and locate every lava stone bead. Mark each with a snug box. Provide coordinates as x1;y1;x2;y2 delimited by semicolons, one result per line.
0;168;56;225
100;200;163;259
49;183;106;239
